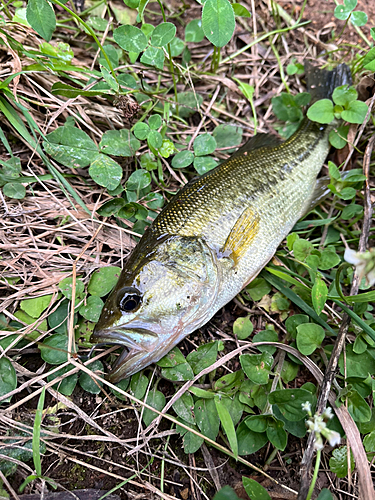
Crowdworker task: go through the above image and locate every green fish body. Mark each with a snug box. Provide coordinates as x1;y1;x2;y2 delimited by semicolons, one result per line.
91;64;351;382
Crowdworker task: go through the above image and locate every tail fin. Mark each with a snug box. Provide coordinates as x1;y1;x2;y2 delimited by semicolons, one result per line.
305;63;352;102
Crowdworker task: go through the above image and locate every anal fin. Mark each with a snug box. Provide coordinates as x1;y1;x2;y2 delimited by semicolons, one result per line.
221;207;260;264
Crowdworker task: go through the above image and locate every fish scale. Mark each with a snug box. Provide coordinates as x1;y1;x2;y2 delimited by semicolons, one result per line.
91;64;352;382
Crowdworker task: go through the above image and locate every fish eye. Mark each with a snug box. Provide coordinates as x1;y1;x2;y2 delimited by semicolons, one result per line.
118;287;142;313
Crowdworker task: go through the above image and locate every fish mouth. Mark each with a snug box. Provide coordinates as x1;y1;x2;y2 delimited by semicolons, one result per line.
90;324;163;383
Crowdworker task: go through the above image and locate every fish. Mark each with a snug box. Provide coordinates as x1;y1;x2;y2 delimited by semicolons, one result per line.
91;63;352;383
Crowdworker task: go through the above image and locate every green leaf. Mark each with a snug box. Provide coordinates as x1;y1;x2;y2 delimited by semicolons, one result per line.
187;342;219;375
280;359;300;384
79;296;104;323
39;334;69;365
100;65;119;92
214;370;244;394
51;82;111;98
157;347;186;367
177;92;203;118
3;182;26;199
329;125;349;149
242;478;271;500
159;139;175;158
215;395;238;457
133;122;150;140
272;93;303;122
185;19;204;42
332;85;357;106
100;129;140;157
143;389;166;426
47;365;78;396
193;156;217;175
140;46;165;69
111;378;130;401
268;388;314;421
319;247;341;270
267;419;292;451
213;124;243;152
213;486;241;500
89;154;122;191
161;362;194;381
307;99;334;124
341;203;363;220
126;169;151;191
339;344;375;378
292;238;313;262
195;398;220;440
20;294;52;318
148;114;162;130
26;0;56;41
0;357;17;403
99;44;119;70
296;323;325;355
147;129;163;149
334;4;352;20
129;372;148;400
363;47;375;71
202;0;235;47
363;430;375;452
232;3;251;17
193;133;217;156
150;22;176;47
169;37;185;57
59;277;85;300
79;360;103;394
113;25;148;52
285;314;309;338
245;277;271;301
240;352;273;385
87;267;121;297
351;10;367;26
97;198;125;216
236;421;268;455
172;392;195;424
317;490;334;500
329;446;355;478
312;274;328;315
182;425;204;453
341;100;368;124
253;330;278;354
44;126;99;168
233;315;254;340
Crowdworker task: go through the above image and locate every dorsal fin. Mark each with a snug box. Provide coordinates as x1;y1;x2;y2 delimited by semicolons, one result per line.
232;133;282;158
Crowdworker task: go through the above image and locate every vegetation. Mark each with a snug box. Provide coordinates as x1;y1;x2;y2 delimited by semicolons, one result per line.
0;0;375;498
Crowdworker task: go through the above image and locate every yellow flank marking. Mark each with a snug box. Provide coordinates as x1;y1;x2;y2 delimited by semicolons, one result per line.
222;207;260;264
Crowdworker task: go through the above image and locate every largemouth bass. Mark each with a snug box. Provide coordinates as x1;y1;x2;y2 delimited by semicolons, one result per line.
91;64;351;382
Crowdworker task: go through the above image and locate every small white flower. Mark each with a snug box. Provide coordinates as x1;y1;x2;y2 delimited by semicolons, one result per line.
322;428;341;448
344;248;375;287
322;407;334;420
314;435;324;451
302;401;312;413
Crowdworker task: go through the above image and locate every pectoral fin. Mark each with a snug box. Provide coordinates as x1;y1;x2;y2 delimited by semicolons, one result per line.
221;207;260;264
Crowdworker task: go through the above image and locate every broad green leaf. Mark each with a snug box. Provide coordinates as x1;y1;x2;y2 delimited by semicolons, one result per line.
126;169;151;191
0;357;17;403
79;360;103;394
150;22;176;47
47;365;78;396
193;133;217;156
140;46;165;70
280;359;300;384
185;19;204;42
98;44;119;69
213;124;242;152
266;417;287;450
147;129;163;149
363;430;375;452
100;65;118;92
129;372;148;400
169;37;185;57
293;238;313;262
363;47;375;71
339;344;375;378
245;277;271;301
242;478;271;500
329;446;355;478
3;182;26;199
232;3;251;17
341;100;368;124
236;421;268;455
334;4;352;20
268;388;314;421
113;25;148;52
195;398;220;440
100;129;140;156
312;274;328;315
332;85;357;107
319;247;341;270
317;490;334;500
213;486;241;500
193;156;217;175
157;347;186;367
48;300;74;335
143;389;166;426
253;330;278;354
87;266;121;297
89;154;122;191
214;370;244;394
177;92;203;118
215;396;238;457
351;10;367;26
202;0;235;48
341;203;363;220
285;314;309;338
220;394;244;426
329;125;349;149
172;392;195;424
148;114;162;130
187;342;218;375
233;316;253;340
159;139;175;158
273;405;306;438
307;99;334;124
39;334;69;365
44;126;99;168
182;426;204;453
296;323;325;355
245;415;267;433
161;362;194;381
240;352;273;385
133;122;150;140
97;198;125;216
26;0;56;41
111;378;130;401
343;388;371;423
59;277;85;300
20;294;53;318
79;296;104;323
